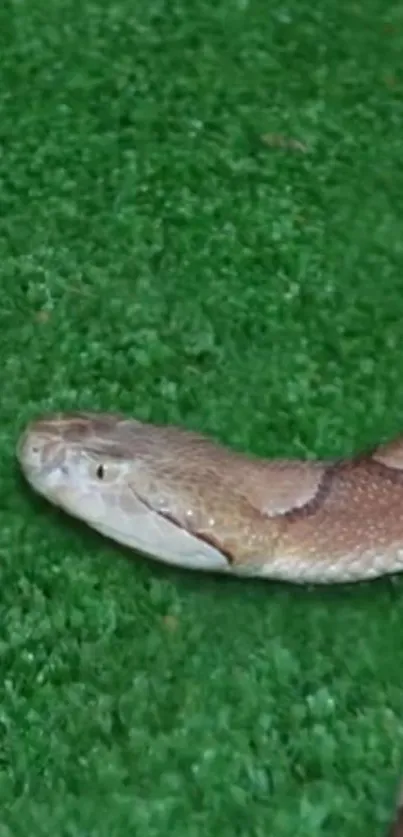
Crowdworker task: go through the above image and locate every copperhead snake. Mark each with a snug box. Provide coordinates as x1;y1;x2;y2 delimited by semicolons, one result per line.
16;410;403;584
16;410;403;832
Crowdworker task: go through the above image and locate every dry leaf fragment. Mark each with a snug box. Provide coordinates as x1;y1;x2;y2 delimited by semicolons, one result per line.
35;310;51;323
162;614;179;632
260;133;308;153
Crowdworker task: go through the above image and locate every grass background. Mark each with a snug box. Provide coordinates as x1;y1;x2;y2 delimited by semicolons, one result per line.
1;0;403;833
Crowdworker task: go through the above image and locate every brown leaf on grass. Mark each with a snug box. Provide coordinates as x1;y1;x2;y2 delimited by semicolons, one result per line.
384;74;398;88
162;614;179;633
260;133;308;153
35;310;51;323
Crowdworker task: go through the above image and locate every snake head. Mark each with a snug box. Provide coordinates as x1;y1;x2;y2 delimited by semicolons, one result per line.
16;411;230;572
16;412;135;519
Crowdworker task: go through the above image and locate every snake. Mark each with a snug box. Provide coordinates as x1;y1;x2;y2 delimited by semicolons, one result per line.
16;410;403;832
15;410;403;584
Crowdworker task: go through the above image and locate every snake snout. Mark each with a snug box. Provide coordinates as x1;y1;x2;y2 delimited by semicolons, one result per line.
16;424;68;485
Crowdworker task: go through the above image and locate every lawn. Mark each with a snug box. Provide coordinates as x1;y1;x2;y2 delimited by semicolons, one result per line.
1;0;403;833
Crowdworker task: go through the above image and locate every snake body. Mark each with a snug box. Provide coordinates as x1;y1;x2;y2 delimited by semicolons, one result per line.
387;782;403;837
16;411;403;584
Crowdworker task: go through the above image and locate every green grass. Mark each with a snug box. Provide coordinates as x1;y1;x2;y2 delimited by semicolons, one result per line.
2;0;403;833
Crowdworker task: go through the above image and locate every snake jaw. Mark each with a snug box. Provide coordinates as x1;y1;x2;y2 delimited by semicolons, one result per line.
132;489;235;567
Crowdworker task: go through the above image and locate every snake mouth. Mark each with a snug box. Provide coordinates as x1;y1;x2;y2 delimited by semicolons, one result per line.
150;504;235;566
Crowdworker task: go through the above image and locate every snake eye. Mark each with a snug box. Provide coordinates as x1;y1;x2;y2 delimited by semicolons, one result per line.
96;464;105;480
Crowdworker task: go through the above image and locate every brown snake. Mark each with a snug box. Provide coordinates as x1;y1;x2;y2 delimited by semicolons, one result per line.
16;410;403;584
16;410;403;832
